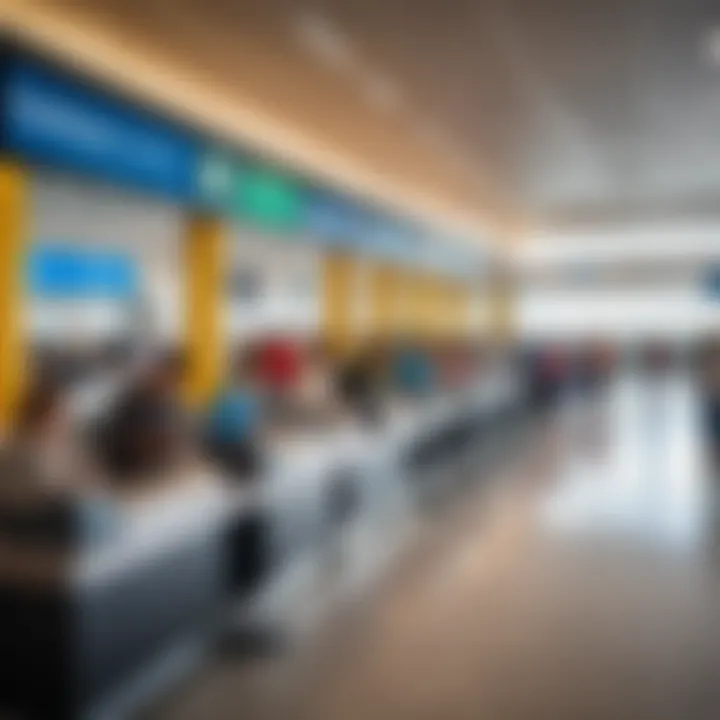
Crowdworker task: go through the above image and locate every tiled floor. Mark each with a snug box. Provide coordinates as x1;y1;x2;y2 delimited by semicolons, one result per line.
151;371;720;720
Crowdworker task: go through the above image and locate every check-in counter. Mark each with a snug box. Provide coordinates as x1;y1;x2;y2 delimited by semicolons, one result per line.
0;368;526;718
0;478;229;720
245;427;366;628
389;367;526;507
247;367;526;628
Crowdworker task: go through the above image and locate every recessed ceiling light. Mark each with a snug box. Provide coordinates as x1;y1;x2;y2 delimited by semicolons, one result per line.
453;155;487;189
702;27;720;67
419;122;473;168
418;120;449;152
295;13;356;72
363;73;403;113
450;153;475;176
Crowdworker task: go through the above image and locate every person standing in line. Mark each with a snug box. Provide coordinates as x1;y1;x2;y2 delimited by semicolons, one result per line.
205;349;265;478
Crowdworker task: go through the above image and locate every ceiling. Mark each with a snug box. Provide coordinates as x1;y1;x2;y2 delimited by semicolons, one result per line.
6;0;720;240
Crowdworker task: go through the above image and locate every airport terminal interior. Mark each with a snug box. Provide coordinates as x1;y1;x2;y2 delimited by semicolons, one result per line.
3;1;720;719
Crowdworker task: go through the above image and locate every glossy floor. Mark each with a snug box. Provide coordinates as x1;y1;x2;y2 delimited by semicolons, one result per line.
151;371;720;720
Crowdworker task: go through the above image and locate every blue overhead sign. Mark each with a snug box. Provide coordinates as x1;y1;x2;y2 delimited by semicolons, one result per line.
306;192;366;247
0;53;485;274
29;244;139;299
3;59;201;200
368;219;419;264
306;192;462;270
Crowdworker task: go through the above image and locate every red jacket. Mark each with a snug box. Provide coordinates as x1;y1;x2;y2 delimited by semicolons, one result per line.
255;339;303;391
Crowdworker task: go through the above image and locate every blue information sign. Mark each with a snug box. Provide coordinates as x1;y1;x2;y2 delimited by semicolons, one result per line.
306;191;365;247
3;59;201;200
0;55;481;273
29;244;139;299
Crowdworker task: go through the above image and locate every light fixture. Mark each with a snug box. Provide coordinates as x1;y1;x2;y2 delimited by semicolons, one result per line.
295;13;356;72
703;27;720;66
418;120;483;185
418;119;449;152
362;73;403;113
450;153;482;181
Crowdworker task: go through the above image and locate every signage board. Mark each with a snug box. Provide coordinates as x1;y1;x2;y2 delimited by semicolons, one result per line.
199;149;305;232
3;59;200;200
305;192;357;245
234;163;304;231
1;54;483;273
197;149;237;209
29;244;139;299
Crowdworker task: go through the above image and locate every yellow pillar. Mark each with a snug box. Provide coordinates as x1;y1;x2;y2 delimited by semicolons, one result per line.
450;284;471;340
368;262;400;343
395;269;416;341
425;276;438;341
490;267;516;344
420;273;439;342
468;280;490;339
444;282;459;339
0;160;29;434
440;280;455;340
185;214;226;406
429;275;446;341
458;285;473;339
322;250;357;359
405;271;426;341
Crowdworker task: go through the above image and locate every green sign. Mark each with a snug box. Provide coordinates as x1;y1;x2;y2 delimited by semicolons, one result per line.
199;150;305;232
234;163;304;231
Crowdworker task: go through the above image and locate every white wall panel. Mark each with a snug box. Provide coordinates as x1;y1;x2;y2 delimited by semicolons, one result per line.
30;171;184;343
227;231;321;339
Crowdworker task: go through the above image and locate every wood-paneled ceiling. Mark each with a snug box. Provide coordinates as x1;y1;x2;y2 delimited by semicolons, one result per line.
5;0;720;241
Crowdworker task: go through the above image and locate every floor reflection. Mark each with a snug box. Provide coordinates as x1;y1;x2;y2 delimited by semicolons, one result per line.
153;370;720;720
543;370;709;552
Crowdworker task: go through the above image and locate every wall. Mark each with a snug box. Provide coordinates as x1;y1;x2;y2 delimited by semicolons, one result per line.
226;231;321;340
29;171;184;343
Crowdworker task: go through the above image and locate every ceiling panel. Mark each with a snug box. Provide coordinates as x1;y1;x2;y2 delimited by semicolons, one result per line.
12;0;720;237
19;0;509;231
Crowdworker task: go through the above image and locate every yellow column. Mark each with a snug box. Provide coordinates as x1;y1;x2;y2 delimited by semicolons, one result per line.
469;280;490;339
0;160;29;434
458;285;473;339
406;271;427;341
490;267;516;344
368;262;400;343
422;273;440;342
441;280;456;340
185;214;226;406
322;250;357;359
429;275;447;341
396;269;417;340
425;276;438;340
451;284;471;340
445;282;460;339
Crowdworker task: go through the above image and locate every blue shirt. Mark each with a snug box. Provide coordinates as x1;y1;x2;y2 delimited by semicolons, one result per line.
394;350;435;395
207;390;261;444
